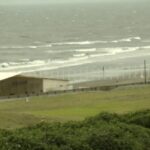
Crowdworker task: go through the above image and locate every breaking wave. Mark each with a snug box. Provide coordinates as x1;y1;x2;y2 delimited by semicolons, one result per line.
51;37;141;46
75;48;97;52
0;45;145;73
73;53;86;57
112;37;141;43
52;41;108;46
0;44;52;49
89;47;140;57
0;37;141;50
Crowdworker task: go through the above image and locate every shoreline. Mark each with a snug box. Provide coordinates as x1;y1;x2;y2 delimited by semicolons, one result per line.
0;51;150;84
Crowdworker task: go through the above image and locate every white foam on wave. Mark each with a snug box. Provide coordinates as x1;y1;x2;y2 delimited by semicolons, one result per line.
111;40;118;43
90;47;140;57
24;46;142;73
1;63;9;68
0;45;141;73
52;37;141;46
20;59;30;62
0;44;52;49
0;37;141;50
0;54;91;73
47;48;96;54
125;47;140;52
52;40;108;46
119;38;132;42
28;46;37;49
0;59;47;70
9;62;21;65
109;48;124;55
73;53;86;57
110;47;139;54
133;37;141;40
26;44;52;49
142;46;150;49
112;37;141;43
75;48;97;52
36;56;92;73
46;50;69;53
0;46;26;49
28;60;46;65
36;44;52;48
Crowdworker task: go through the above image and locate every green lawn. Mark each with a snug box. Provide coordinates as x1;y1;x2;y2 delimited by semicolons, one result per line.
0;84;150;129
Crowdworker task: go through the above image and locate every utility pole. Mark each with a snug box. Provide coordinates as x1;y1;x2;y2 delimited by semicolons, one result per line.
144;60;147;84
103;66;105;79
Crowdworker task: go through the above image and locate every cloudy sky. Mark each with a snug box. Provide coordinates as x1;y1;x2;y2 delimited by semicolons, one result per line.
0;0;98;4
0;0;133;4
0;0;145;5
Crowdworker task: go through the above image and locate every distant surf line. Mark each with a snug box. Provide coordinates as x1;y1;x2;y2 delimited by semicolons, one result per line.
0;46;143;72
0;36;142;49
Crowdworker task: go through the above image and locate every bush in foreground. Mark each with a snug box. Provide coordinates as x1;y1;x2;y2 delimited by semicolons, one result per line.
0;110;150;150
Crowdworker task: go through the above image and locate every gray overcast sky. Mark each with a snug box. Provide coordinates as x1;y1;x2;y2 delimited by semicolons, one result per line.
0;0;145;5
0;0;136;4
1;0;95;5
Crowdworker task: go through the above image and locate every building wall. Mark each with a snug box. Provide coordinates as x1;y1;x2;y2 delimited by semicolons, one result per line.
0;76;43;97
43;79;68;92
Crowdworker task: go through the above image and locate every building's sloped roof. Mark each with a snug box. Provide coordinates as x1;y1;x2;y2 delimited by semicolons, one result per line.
0;72;68;82
0;72;21;81
18;74;68;82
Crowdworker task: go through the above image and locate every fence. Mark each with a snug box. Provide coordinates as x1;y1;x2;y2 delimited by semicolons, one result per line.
32;60;150;86
0;60;150;100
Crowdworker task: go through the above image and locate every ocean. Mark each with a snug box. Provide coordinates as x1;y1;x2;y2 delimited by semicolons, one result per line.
0;1;150;81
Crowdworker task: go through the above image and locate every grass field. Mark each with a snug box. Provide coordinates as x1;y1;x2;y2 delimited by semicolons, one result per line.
0;84;150;129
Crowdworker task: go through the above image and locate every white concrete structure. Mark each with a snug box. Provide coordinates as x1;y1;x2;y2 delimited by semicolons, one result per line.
0;72;69;97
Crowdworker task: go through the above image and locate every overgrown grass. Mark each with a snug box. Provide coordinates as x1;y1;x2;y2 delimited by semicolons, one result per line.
0;84;150;129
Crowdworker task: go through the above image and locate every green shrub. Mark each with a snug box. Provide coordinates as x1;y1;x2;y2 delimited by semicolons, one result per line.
124;110;150;128
0;110;150;150
0;135;46;150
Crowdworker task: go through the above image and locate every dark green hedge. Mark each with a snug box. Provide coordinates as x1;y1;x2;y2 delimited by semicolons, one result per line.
0;110;150;150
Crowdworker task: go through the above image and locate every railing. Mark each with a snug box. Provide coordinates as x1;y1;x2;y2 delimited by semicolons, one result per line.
0;60;150;100
0;80;149;101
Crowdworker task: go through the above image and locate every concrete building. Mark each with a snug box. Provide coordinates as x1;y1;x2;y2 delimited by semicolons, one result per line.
0;72;69;97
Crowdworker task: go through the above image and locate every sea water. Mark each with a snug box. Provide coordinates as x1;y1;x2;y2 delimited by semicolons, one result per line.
0;1;150;81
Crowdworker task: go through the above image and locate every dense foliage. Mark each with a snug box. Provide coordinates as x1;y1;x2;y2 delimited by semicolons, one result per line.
0;110;150;150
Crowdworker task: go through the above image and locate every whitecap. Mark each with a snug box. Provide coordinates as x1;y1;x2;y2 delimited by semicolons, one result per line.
20;59;30;62
107;47;139;54
73;53;86;57
111;36;141;43
90;47;139;58
75;48;96;52
52;40;108;46
1;63;9;68
0;46;25;49
0;45;141;73
0;44;52;49
8;62;20;65
132;37;141;40
36;44;52;48
28;46;37;49
142;46;150;49
112;40;119;43
29;60;46;65
43;44;52;48
119;38;132;42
